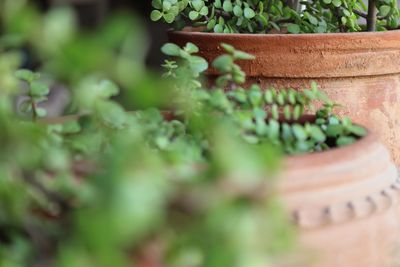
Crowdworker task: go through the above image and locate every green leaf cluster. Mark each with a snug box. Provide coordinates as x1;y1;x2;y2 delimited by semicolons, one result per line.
0;3;298;267
151;0;400;33
0;2;368;267
162;42;366;154
15;69;50;120
199;84;366;154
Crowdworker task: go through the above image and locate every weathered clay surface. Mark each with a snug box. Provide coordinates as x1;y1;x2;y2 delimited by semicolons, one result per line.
168;30;400;164
279;133;400;267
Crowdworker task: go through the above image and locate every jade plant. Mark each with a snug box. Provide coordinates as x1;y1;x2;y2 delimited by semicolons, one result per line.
1;66;293;267
162;42;367;154
0;2;368;267
0;2;296;267
151;0;399;33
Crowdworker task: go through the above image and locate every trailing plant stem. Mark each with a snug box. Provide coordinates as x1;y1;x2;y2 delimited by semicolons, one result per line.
31;97;38;121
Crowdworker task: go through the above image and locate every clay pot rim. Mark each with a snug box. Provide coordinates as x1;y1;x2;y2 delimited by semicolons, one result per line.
169;28;400;39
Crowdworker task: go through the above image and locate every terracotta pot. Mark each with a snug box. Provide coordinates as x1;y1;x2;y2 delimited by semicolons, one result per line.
279;132;400;267
168;29;400;164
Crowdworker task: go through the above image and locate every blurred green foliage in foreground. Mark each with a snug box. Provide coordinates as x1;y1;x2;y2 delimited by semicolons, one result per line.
0;1;295;267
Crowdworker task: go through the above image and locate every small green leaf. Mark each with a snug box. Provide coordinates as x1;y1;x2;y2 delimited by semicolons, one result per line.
332;0;341;7
220;43;235;53
348;125;367;137
19;100;32;113
163;1;172;11
229;89;247;103
192;0;204;11
292;124;308;141
264;90;274;104
150;10;163;21
282;123;294;141
287;24;300;34
62;120;81;134
233;50;255;60
253;107;267;121
199;6;209;16
214;0;222;8
242;134;259;144
283;105;291;120
244;7;256;19
151;0;162;9
248;87;263;107
223;0;233;12
379;5;391;17
96;101;127;129
343;9;351;17
155;136;170;149
268;119;280;139
163;13;175;23
293;105;303;120
276;92;285;106
326;124;343;137
233;5;243;16
36;108;47;118
207;19;216;30
189;10;200;20
185;42;199;54
98;80;119;98
188;56;208;73
255;120;269;136
212;55;233;72
161;43;181;56
309;125;326;142
271;104;279;120
15;69;40;83
30;82;50;97
337;136;356;147
342;117;352;127
308;15;319;25
214;24;224;33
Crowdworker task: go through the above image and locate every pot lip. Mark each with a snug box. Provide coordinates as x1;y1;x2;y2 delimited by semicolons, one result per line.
168;27;400;39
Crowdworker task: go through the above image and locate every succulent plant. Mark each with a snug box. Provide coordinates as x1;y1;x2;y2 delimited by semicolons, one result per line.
151;0;399;33
0;2;368;267
162;42;367;154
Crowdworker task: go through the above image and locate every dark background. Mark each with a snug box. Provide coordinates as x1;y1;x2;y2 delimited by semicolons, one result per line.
37;0;169;68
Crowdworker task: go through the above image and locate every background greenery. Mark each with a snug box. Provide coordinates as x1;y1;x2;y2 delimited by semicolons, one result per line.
151;0;400;33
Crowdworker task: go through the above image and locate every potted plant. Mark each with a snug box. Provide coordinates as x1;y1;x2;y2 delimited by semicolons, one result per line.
0;51;300;266
2;38;398;267
161;42;400;267
151;0;400;164
0;5;297;264
1;1;399;266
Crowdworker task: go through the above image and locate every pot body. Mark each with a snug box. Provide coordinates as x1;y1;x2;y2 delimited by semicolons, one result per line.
168;30;400;164
279;134;400;267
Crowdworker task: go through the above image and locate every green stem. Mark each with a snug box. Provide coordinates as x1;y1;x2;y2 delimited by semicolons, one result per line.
31;99;37;121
